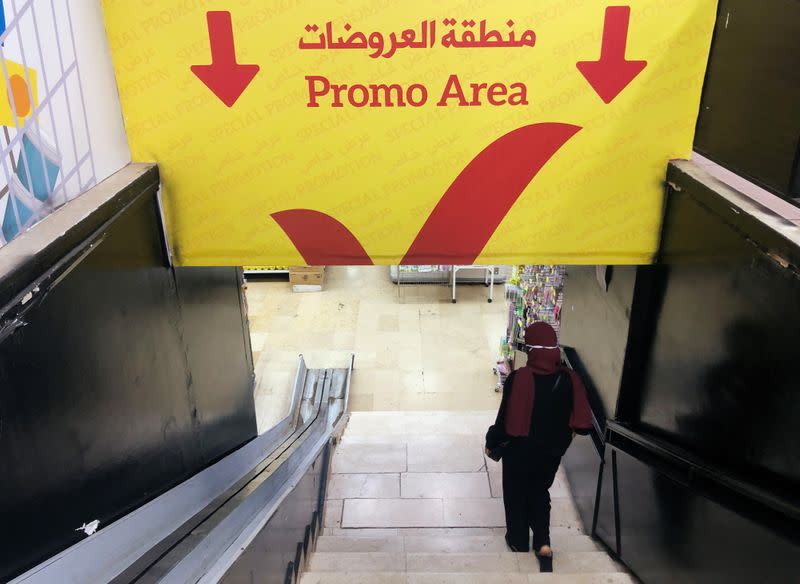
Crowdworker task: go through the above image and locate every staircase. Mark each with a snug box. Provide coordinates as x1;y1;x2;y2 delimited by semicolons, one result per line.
301;411;633;583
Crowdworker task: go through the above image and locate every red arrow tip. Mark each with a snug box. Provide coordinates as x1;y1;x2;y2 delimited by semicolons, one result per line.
191;63;259;107
576;59;646;104
191;11;259;107
577;6;647;104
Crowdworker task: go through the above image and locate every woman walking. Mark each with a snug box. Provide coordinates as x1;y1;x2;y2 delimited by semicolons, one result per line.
486;322;592;572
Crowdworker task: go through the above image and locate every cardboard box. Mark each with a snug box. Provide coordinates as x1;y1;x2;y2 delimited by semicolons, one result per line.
289;266;325;289
289;271;323;285
289;266;325;274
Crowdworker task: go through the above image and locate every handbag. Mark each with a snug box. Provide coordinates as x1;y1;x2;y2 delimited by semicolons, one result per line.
485;423;510;461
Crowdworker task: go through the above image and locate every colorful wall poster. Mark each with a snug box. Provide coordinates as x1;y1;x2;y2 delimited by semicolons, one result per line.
103;1;716;266
0;1;129;248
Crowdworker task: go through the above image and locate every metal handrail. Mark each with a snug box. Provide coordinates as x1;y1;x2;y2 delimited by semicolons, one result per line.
288;354;308;429
192;354;355;583
606;421;800;522
10;353;351;584
332;352;355;435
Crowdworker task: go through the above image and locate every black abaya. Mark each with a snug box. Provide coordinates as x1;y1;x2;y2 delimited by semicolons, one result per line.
492;369;577;552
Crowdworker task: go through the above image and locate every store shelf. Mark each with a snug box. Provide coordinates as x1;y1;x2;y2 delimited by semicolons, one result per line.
496;265;566;375
244;269;289;275
244;265;290;276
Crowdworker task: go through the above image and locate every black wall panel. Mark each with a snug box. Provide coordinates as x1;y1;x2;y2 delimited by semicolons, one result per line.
638;258;800;484
634;185;800;487
612;447;798;584
561;435;602;537
0;177;256;580
694;0;800;200
605;163;800;583
594;447;618;556
174;267;256;461
561;348;608;536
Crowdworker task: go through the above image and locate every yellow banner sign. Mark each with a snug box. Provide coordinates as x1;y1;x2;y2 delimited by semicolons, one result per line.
103;0;716;266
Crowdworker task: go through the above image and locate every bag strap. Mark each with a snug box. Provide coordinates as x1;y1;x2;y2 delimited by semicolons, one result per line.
551;370;564;392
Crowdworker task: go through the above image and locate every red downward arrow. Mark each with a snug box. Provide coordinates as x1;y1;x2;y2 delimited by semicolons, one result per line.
191;11;259;107
576;6;647;104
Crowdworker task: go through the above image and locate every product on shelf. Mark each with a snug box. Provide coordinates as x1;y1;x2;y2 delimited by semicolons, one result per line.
243;265;289;273
398;265;450;273
494;265;566;390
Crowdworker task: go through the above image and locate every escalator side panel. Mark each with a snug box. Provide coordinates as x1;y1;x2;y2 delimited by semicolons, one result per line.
219;445;329;584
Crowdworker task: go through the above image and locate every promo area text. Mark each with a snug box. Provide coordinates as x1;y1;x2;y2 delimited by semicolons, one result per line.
306;75;529;108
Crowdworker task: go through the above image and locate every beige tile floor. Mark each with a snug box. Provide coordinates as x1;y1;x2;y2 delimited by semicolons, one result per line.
245;267;506;432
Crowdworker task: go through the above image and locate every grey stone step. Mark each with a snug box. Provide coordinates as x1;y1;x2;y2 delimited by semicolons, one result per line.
322;526;587;538
342;411;497;439
301;572;637;584
316;536;404;553
316;534;601;553
338;496;580;529
521;551;625;574
301;573;406;584
308;551;625;575
308;552;405;573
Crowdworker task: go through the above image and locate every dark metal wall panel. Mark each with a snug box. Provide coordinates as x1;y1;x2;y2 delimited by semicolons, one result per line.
605;162;800;583
612;447;798;584
594;447;618;556
560;266;637;415
0;171;256;581
637;257;800;484
633;181;800;486
694;0;800;199
561;347;608;535
559;266;636;536
561;435;603;536
174;267;257;463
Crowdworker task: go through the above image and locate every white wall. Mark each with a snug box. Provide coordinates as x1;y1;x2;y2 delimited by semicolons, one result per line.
70;0;131;183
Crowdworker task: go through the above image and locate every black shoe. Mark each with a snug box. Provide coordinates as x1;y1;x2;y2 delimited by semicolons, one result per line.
535;551;553;572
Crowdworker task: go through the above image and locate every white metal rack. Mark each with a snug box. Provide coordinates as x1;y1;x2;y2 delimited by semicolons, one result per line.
391;265;507;303
450;265;495;303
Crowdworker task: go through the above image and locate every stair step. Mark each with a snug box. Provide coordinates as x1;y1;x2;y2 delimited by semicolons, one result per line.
316;536;404;553
316;534;601;553
343;411;497;439
308;551;624;575
323;528;401;537
339;497;580;529
405;552;522;573
521;551;624;574
301;573;406;584
404;531;602;553
405;534;599;553
301;573;636;584
323;526;587;538
308;552;406;573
